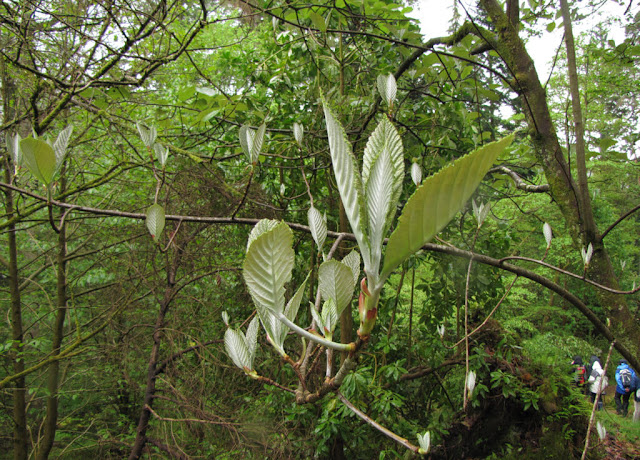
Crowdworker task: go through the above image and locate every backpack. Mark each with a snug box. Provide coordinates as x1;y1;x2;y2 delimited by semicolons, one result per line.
620;368;633;388
575;365;586;385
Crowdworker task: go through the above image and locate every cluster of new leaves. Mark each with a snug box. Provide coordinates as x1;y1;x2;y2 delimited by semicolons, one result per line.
6;126;73;186
223;314;260;375
137;123;169;241
238;221;311;356
239;123;266;165
225;76;513;367
322;78;513;335
137;123;169;168
312;252;360;341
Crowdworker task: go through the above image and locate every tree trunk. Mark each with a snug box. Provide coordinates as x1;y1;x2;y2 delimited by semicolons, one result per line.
129;246;183;460
35;183;67;460
479;0;640;358
1;54;29;460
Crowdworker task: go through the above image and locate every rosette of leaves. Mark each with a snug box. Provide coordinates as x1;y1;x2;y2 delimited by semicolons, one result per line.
377;73;397;108
293;122;304;147
417;431;430;455
322;90;513;337
136;122;157;149
411;161;422;186
242;220;352;354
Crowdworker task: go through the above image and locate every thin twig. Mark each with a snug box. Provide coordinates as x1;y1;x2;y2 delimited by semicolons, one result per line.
581;341;615;460
145;404;237;426
231;168;253;219
451;276;519;349
337;392;420;454
497;255;640;295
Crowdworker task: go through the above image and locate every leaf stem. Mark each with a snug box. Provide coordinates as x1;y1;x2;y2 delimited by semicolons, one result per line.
276;313;354;352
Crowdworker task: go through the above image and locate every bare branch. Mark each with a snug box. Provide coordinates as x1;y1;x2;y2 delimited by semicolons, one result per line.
337;392;420;454
490;166;550;192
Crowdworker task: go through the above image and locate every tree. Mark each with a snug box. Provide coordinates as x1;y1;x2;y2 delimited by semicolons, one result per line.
1;0;638;458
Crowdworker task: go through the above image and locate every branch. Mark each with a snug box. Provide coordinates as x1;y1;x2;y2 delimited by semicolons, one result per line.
145;404;235;426
489;166;550;192
2;184;637;370
295;354;358;404
599;202;640;242
154;340;222;376
496;255;640;295
399;357;463;383
337;392;421;454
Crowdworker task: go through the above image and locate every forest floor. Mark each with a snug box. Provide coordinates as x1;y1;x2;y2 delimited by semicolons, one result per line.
597;401;640;460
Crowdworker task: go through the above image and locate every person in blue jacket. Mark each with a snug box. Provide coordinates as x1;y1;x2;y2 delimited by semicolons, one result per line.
614;359;637;416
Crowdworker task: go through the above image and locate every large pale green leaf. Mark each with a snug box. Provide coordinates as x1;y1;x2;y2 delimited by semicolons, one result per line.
224;328;251;370
322;102;370;267
20;138;57;185
145;204;165;240
319;259;356;315
362;117;404;211
365;148;393;274
243;221;294;316
247;219;279;251
380;135;513;280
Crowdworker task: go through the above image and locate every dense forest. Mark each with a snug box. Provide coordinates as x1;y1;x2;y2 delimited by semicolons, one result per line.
1;0;639;458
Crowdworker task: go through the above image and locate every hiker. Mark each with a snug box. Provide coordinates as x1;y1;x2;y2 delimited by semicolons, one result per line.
615;359;637;417
587;356;607;410
633;373;640;422
571;356;588;394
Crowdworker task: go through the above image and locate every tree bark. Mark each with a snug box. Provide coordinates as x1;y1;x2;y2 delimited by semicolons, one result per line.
35;174;67;460
559;0;596;236
2;53;29;460
128;245;184;460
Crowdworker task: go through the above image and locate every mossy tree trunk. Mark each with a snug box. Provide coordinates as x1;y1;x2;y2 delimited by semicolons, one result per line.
478;0;640;365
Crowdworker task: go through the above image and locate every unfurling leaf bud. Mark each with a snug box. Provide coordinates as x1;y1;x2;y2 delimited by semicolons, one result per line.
293;122;304;146
543;222;553;248
466;371;476;398
411;161;422;186
417;431;431;454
